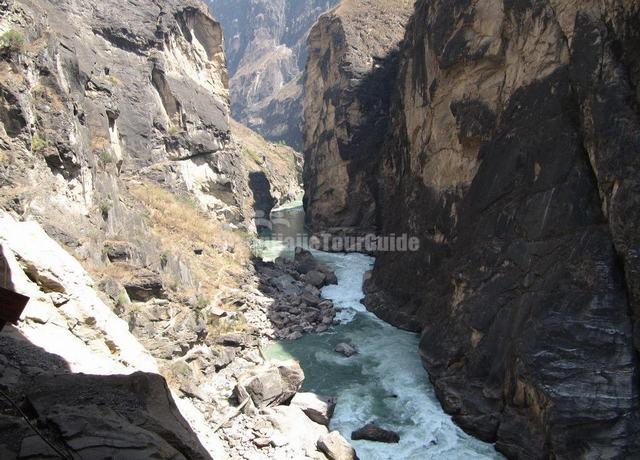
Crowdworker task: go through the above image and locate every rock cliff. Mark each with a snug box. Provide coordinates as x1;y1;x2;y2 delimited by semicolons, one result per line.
303;0;413;233
304;0;640;457
0;0;303;457
207;0;339;148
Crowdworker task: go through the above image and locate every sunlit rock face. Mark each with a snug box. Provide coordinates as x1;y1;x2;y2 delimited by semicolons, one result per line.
302;0;413;234
207;0;339;149
304;0;640;457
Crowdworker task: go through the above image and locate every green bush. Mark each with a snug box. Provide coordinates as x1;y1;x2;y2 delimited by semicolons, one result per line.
32;133;48;153
99;200;112;219
0;30;25;54
98;150;114;164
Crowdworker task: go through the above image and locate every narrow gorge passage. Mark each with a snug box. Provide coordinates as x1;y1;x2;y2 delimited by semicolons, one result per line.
259;205;502;459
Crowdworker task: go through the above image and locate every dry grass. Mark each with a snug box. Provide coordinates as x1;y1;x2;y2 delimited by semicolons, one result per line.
230;118;299;174
129;181;251;298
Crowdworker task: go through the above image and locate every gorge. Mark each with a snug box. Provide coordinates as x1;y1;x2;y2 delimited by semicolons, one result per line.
0;0;639;459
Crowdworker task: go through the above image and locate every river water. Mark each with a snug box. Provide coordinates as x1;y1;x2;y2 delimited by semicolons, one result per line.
258;204;501;460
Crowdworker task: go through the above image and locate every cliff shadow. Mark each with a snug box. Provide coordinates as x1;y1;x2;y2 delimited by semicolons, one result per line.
249;171;277;232
0;325;211;459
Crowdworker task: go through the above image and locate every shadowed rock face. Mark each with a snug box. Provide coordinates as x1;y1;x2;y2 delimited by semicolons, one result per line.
303;0;414;234
207;0;339;148
304;0;640;457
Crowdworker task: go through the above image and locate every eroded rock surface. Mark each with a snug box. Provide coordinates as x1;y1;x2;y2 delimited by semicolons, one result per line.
304;0;640;457
207;0;339;148
303;0;413;233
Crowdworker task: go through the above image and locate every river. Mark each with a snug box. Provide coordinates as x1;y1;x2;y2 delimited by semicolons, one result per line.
257;203;502;460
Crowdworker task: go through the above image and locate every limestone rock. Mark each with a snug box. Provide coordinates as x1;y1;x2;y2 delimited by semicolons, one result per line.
317;431;358;460
291;392;336;426
265;405;329;459
207;0;340;148
334;343;357;358
351;423;399;444
234;360;304;408
124;270;165;302
25;372;212;459
303;0;413;232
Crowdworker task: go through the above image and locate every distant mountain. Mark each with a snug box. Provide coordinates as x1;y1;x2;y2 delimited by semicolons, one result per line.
207;0;338;149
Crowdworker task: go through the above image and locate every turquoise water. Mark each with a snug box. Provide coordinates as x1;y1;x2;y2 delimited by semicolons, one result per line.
260;207;501;459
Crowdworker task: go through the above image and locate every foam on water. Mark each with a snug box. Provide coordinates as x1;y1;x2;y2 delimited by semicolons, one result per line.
260;205;503;459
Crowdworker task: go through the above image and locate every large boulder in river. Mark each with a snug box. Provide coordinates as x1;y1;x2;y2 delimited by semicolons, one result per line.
291;392;336;426
335;343;357;357
234;360;304;408
318;431;359;460
351;423;399;444
294;248;338;285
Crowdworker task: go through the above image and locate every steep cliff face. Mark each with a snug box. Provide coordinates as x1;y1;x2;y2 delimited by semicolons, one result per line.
303;0;413;233
0;0;302;457
304;0;640;457
207;0;338;148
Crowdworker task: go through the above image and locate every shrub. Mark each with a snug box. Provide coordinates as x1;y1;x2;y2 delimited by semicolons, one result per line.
99;200;112;219
0;30;25;54
98;150;114;164
160;252;169;268
31;133;48;153
117;291;130;308
195;296;210;310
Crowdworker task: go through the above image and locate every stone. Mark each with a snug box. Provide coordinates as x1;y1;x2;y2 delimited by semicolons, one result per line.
351;423;399;444
304;270;326;288
291;392;336;426
25;372;212;459
123;270;165;302
234;360;304;408
271;274;302;295
301;291;322;307
265;406;328;456
317;431;358;460
253;437;271;448
102;241;133;262
335;343;357;358
215;334;246;348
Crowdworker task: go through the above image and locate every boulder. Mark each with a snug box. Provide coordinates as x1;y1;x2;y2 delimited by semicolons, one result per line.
304;270;327;288
335;343;357;357
123;270;165;302
265;406;328;458
271;274;302;295
318;431;358;460
301;291;322;307
291;392;336;426
215;333;246;348
234;360;304;408
25;372;212;459
351;423;399;443
294;248;337;285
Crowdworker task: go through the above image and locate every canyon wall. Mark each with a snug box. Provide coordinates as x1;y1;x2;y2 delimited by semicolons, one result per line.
303;0;413;233
207;0;338;149
304;0;640;457
0;0;301;457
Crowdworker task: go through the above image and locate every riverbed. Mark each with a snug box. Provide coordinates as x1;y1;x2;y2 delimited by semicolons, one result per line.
259;205;501;459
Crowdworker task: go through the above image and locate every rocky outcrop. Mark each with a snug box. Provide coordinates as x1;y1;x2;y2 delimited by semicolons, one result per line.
351;423;399;444
0;212;226;458
207;0;339;148
0;0;303;458
304;0;640;457
317;431;358;460
302;0;413;233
